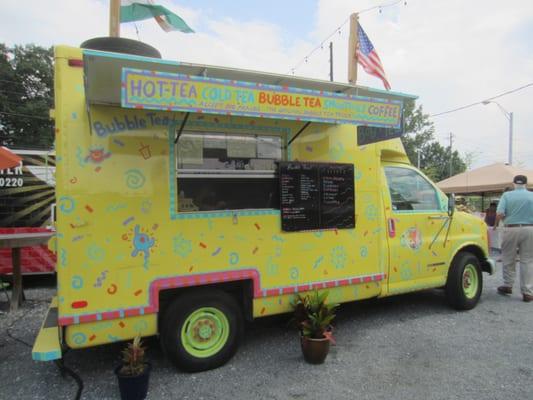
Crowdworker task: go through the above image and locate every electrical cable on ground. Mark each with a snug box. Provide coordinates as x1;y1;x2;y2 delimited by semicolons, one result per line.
3;301;84;400
55;357;84;400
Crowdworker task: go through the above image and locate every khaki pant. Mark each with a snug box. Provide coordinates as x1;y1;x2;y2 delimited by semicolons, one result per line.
501;226;533;296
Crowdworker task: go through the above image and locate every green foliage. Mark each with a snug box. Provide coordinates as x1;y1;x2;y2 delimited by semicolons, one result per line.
119;335;147;376
401;100;467;182
0;43;54;149
292;290;338;340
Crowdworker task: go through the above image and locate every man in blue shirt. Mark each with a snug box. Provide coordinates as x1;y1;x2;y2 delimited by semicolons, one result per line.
494;175;533;302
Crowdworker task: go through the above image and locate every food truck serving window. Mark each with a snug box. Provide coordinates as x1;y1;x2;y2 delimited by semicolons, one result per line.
176;132;284;212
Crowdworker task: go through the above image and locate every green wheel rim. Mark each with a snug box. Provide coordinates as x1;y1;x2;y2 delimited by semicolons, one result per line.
181;307;230;358
462;264;479;299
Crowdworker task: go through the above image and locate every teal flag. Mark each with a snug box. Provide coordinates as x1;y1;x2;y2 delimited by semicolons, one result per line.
120;1;194;33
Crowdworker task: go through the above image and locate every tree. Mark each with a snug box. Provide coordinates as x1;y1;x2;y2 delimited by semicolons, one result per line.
0;43;54;149
401;100;467;182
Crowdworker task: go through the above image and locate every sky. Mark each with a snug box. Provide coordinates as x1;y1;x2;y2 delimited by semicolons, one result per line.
1;0;532;169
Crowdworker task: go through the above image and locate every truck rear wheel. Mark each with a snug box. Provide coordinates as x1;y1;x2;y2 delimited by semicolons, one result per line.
160;289;243;372
445;252;482;310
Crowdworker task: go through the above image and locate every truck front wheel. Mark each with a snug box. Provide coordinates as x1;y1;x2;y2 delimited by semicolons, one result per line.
445;252;483;310
160;289;243;372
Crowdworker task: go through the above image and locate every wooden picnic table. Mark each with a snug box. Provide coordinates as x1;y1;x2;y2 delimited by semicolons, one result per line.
0;232;54;311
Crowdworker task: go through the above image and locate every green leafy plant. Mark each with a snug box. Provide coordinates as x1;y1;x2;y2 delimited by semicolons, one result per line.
119;335;147;376
292;290;338;343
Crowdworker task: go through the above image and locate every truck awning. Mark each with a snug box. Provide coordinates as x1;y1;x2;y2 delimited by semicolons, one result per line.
83;49;417;128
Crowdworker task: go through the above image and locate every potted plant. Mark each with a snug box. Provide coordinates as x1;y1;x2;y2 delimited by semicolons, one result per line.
115;335;151;400
292;290;338;364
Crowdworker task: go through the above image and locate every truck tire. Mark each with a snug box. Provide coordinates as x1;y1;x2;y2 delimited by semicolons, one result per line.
445;251;482;310
160;289;243;372
80;37;161;58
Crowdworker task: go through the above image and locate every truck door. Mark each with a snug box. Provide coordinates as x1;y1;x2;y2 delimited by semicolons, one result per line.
381;164;451;294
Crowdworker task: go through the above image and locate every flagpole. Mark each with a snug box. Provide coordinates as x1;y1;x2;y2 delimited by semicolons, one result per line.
110;0;121;37
348;13;359;85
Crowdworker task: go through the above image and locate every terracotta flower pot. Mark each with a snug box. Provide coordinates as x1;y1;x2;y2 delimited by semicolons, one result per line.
300;335;330;364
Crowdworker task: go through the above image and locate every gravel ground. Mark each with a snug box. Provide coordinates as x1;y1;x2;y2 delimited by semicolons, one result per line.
1;264;532;400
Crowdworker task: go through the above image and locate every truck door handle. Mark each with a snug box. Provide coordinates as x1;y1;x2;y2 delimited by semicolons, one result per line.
428;215;449;220
388;218;396;238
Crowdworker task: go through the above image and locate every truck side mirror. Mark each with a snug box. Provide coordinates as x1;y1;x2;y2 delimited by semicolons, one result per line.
447;193;456;216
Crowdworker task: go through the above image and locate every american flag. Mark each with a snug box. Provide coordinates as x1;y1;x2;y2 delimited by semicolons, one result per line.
356;24;391;90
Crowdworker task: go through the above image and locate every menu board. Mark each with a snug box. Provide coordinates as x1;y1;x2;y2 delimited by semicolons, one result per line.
319;164;355;229
279;162;354;232
279;163;320;231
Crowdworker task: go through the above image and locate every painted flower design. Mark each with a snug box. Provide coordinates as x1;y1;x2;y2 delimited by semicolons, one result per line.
173;234;192;258
400;227;422;251
400;261;413;280
85;146;111;164
365;204;378;220
131;225;155;269
331;246;348;269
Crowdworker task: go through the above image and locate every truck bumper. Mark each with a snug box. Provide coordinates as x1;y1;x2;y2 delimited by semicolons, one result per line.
32;296;62;361
482;258;496;276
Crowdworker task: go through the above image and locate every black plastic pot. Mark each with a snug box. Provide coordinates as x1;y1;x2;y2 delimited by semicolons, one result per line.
115;363;151;400
300;335;330;364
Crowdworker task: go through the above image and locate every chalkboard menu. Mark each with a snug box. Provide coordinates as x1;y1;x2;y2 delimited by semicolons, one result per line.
279;162;355;232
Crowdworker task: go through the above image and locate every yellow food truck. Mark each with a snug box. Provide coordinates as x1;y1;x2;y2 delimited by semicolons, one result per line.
32;43;494;372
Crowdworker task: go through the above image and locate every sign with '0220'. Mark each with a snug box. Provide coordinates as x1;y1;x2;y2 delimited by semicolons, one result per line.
121;68;403;128
0;163;24;187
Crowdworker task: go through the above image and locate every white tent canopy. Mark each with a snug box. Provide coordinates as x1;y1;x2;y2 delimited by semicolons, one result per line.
437;163;533;194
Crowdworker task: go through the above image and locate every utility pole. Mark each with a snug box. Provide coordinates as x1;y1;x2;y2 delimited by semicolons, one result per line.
508;112;513;165
329;42;334;82
448;132;454;177
417;149;421;169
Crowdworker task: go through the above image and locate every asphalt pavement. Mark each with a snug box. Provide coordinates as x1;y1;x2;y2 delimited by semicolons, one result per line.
1;264;532;400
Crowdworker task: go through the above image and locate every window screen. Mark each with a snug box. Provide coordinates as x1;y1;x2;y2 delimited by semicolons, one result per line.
176;132;284;212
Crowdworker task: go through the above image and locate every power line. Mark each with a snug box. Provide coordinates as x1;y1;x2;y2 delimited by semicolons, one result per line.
0;110;50;121
0;88;29;96
430;82;533;117
358;0;406;14
0;100;52;111
0;78;25;85
287;0;406;75
286;17;350;75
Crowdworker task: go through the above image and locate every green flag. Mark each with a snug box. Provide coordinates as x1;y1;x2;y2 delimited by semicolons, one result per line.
120;1;194;33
